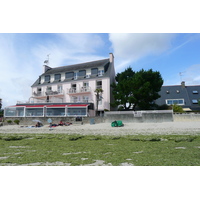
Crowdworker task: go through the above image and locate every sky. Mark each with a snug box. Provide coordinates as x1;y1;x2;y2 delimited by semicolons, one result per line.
0;33;200;108
1;1;200;199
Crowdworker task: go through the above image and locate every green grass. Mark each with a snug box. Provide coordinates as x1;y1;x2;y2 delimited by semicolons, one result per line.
0;133;200;166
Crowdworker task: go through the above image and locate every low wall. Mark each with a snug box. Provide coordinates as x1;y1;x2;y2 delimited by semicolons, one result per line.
4;111;200;125
173;113;200;122
2;116;105;126
104;110;173;123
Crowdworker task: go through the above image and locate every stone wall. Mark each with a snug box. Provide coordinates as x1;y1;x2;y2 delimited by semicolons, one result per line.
173;113;200;122
4;111;200;126
3;116;105;126
104;110;173;123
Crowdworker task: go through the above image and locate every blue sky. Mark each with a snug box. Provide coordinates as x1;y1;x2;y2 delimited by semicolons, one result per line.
0;33;200;108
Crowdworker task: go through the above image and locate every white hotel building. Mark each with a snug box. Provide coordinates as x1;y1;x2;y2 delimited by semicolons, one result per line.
5;53;116;117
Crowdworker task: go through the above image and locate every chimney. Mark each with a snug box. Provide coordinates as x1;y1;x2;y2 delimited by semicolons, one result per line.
109;53;114;63
43;65;52;73
181;81;185;88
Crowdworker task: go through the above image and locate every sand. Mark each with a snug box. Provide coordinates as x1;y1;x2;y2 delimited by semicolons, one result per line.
1;121;200;135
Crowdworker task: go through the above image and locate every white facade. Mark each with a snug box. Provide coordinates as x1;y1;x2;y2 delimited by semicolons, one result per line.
26;53;116;117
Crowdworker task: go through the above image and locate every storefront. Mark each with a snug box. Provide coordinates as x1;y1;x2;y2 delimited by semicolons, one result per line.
4;104;89;117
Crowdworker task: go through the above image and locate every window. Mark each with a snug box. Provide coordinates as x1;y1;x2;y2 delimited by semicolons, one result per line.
91;68;98;75
70;84;76;93
74;72;78;80
67;108;87;116
57;85;63;93
71;96;78;103
96;80;102;89
98;70;104;76
193;90;198;94
79;70;86;77
46;108;65;116
45;75;50;82
166;99;184;105
55;74;61;81
176;90;180;93
83;82;89;87
47;86;52;91
83;96;89;103
166;91;170;94
192;99;198;104
65;72;74;79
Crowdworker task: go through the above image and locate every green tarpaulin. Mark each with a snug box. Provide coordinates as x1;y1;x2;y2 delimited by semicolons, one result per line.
111;120;124;127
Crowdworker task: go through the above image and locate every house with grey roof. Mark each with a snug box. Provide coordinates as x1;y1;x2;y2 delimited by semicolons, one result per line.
4;53;116;117
155;81;200;111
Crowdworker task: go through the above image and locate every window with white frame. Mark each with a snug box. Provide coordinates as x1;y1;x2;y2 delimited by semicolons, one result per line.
55;74;61;81
96;80;102;89
45;75;50;82
98;70;104;76
71;96;78;103
46;86;52;92
83;96;89;103
166;99;184;105
57;85;63;93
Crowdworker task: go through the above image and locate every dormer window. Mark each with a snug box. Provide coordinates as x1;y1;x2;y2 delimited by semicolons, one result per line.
79;70;86;77
166;90;169;94
91;68;98;75
45;75;50;82
55;74;61;81
193;90;198;94
65;72;74;79
176;90;180;93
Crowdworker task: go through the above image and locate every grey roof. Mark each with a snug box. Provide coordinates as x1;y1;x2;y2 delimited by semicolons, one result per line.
42;58;109;75
32;58;111;87
155;84;200;111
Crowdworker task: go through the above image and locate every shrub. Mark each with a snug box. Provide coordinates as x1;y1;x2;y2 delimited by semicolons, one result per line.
7;120;12;124
171;104;184;113
14;119;20;125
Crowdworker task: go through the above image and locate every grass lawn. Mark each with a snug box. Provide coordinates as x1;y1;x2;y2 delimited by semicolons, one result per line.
0;133;200;166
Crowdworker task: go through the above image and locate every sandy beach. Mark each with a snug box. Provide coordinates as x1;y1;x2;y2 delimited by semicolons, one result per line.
1;121;200;135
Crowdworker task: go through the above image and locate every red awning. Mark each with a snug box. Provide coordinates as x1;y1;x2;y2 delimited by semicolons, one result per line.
46;105;67;108
67;104;89;108
9;104;89;108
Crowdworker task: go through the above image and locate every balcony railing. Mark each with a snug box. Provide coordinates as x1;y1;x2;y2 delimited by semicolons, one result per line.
33;90;64;97
70;99;92;103
67;87;91;94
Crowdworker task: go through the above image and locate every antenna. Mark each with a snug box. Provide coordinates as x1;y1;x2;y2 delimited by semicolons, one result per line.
179;71;185;82
44;54;50;66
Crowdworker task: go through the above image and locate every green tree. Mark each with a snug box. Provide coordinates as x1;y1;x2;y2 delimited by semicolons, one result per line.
131;69;163;110
111;67;163;110
111;67;135;110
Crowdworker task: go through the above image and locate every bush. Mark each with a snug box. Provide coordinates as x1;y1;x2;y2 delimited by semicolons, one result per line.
7;120;12;124
14;119;20;125
171;104;184;113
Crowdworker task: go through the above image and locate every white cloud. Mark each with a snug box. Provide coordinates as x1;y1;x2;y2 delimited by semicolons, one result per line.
183;64;200;85
109;33;176;71
0;33;108;108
